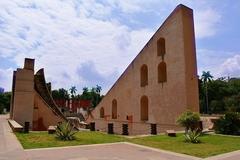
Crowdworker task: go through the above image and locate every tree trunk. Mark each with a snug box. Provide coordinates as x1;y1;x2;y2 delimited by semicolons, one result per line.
205;84;209;114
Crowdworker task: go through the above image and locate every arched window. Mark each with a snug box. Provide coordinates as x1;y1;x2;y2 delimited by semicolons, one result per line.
140;96;148;121
112;99;117;119
140;64;148;87
157;38;166;57
158;61;167;83
100;107;104;118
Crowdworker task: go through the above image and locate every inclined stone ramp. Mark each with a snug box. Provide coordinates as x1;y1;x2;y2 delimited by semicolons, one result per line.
34;69;67;121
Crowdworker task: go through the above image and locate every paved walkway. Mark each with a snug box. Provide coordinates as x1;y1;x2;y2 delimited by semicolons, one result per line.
205;150;240;160
0;114;27;160
26;142;200;160
1;114;240;160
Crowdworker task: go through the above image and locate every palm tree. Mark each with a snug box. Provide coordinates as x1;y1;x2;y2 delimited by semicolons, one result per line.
96;85;102;94
201;71;213;114
69;86;77;99
82;87;88;94
94;85;102;108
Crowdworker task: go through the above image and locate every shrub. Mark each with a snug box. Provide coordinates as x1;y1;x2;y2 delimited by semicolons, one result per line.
214;112;240;135
184;129;202;143
56;122;76;140
177;111;202;143
177;110;200;132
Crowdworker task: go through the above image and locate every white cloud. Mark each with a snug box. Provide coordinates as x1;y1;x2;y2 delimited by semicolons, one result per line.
197;49;240;78
0;0;229;93
218;54;240;77
0;0;153;93
0;68;13;91
106;0;143;13
104;0;222;39
194;9;221;39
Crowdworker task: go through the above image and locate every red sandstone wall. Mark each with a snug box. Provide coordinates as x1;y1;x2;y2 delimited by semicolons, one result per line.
33;92;64;131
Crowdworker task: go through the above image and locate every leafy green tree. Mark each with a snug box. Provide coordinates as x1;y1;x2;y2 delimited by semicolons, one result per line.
51;85;103;109
228;78;240;95
177;110;200;132
215;112;240;135
0;92;11;112
80;85;103;108
80;87;91;100
90;86;102;108
177;111;201;143
207;78;229;101
199;77;240;114
201;71;213;114
224;95;240;112
52;88;69;100
210;100;225;114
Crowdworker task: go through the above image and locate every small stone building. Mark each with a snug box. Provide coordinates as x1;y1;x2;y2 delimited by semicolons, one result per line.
10;58;66;130
88;4;199;135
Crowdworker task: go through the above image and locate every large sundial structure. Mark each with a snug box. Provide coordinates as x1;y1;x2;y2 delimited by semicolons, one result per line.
89;4;199;135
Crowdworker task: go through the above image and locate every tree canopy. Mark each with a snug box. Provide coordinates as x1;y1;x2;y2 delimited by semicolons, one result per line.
51;85;103;108
52;88;69;100
0;92;11;114
199;74;240;114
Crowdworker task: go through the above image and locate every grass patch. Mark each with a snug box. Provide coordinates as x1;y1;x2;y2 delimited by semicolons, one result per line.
15;132;240;158
129;133;240;158
15;131;125;149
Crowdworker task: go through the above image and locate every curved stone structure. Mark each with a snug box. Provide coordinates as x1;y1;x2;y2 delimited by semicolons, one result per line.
10;58;66;130
34;69;66;121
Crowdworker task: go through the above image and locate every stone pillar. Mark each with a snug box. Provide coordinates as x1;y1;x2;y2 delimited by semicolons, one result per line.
12;58;35;128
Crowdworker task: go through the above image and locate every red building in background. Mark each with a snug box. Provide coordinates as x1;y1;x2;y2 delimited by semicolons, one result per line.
54;99;91;113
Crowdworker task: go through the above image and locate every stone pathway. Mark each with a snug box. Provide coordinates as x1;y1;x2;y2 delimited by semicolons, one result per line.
0;114;240;160
25;142;200;160
205;150;240;160
0;114;27;160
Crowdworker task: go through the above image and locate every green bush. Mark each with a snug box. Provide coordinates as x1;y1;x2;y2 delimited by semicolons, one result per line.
177;110;200;132
184;129;202;143
177;111;202;143
215;112;240;135
56;122;76;140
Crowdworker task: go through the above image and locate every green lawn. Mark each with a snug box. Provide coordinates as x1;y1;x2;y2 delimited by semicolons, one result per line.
15;131;125;149
15;132;240;158
129;134;240;158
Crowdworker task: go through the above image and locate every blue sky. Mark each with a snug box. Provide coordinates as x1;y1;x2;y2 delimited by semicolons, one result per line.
0;0;240;93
